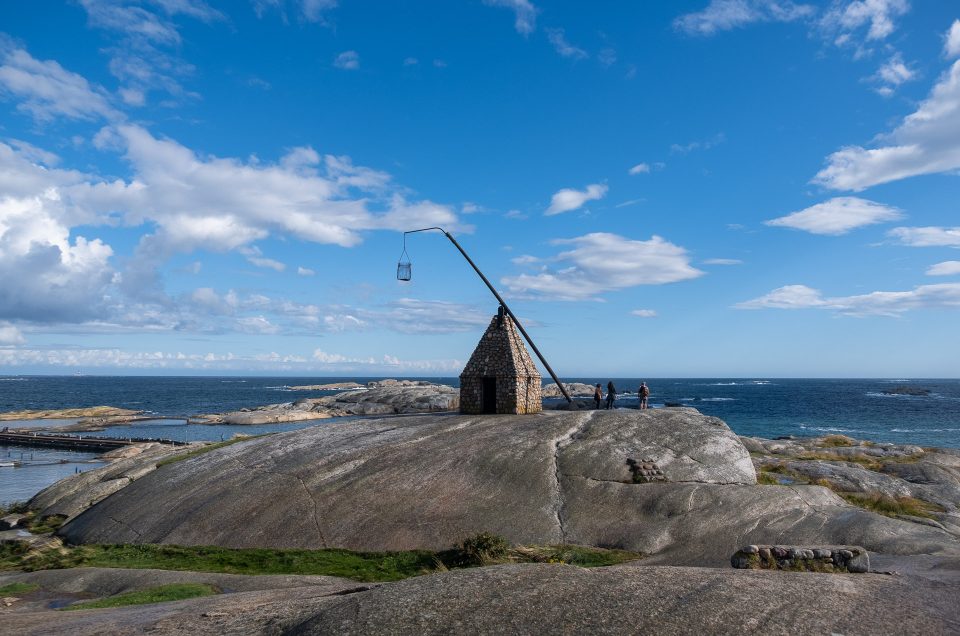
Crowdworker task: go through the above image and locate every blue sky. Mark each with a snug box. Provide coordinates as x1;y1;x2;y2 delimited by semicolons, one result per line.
0;0;958;377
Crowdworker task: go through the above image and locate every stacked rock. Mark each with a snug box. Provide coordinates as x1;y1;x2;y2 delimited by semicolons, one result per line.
626;458;667;483
730;544;869;573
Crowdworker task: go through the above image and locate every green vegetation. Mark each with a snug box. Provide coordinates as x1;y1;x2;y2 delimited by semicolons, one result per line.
459;531;510;565
838;492;945;520
0;535;643;582
756;472;782;485
0;501;28;516
156;435;267;467
0;581;39;595
819;435;855;448
794;451;923;472
26;514;67;535
63;583;218;611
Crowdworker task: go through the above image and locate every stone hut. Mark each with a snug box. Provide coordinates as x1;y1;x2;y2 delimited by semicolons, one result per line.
460;307;542;414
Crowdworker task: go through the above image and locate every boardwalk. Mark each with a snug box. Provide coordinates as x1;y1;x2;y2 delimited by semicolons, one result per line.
0;431;185;452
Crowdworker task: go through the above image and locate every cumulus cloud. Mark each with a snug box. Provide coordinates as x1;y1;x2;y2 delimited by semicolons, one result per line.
703;258;743;265
239;246;286;271
631;309;657;318
628;163;650;175
737;282;960;316
482;0;538;35
333;50;359;70
546;28;588;59
0;323;25;346
297;266;315;276
927;261;960;276
673;0;814;36
764;197;902;235
502;233;704;301
814;60;960;190
545;184;608;216
887;226;960;247
947;20;960;59
0;46;119;122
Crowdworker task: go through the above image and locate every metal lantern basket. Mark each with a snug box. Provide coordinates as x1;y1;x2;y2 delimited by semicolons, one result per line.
397;235;412;281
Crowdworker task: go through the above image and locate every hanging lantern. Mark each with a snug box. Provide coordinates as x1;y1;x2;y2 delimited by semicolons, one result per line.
397;235;412;281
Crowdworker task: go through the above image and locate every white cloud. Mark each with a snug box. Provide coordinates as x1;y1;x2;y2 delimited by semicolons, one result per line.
927;261;960;276
502;233;704;301
703;258;743;265
482;0;538;35
821;0;909;44
814;60;960;190
628;163;651;175
239;246;286;271
737;282;960;317
887;226;960;247
361;299;491;334
631;309;657;318
546;28;588;60
297;266;316;276
674;0;814;36
947;20;960;59
300;0;338;22
0;46;119;122
545;183;608;215
764;197;902;235
79;0;222;105
872;53;915;95
670;133;725;154
334;50;359;70
0;323;25;346
236;315;280;334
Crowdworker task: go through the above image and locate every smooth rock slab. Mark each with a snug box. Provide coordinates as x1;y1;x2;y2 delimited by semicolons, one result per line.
57;410;960;566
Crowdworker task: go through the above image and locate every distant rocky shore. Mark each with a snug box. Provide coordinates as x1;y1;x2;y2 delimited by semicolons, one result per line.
189;379;459;425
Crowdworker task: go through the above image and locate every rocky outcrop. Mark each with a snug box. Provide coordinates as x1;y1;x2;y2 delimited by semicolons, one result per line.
541;382;598;398
6;561;957;635
189;381;459;425
56;409;959;566
0;406;142;422
744;435;960;538
287;382;365;391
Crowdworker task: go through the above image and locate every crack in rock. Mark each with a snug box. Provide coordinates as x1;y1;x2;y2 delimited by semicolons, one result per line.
551;410;597;543
109;514;143;540
294;474;328;548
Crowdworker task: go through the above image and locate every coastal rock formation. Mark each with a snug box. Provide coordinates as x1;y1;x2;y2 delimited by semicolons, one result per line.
287;382;365;391
189;381;459;425
541;382;598;398
0;407;142;421
744;435;960;537
56;409;959;566
4;562;959;635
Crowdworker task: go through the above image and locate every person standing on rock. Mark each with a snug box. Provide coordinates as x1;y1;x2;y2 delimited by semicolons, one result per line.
639;382;650;410
593;384;603;409
605;381;616;409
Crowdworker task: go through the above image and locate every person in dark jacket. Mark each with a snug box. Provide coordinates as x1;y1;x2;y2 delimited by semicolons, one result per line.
605;381;616;409
593;383;602;409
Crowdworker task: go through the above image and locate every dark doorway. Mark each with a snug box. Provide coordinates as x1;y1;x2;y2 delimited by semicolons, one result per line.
482;377;497;414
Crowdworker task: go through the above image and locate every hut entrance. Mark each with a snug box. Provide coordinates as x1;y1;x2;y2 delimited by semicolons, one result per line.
482;377;497;414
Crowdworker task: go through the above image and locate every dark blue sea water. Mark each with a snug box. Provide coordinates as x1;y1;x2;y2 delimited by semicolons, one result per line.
2;376;959;506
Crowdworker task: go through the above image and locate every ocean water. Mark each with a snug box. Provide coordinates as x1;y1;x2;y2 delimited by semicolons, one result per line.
2;376;958;506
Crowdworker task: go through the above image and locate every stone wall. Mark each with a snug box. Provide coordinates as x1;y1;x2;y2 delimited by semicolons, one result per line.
460;311;542;415
730;544;870;573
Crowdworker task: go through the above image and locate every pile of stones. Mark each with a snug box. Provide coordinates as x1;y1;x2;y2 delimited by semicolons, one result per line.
626;458;667;483
730;544;870;573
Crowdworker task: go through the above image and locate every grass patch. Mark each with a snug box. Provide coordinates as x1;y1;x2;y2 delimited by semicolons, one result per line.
0;502;28;517
794;451;923;472
838;492;945;519
756;472;782;485
0;581;39;595
156;435;267;468
63;583;217;610
819;435;855;448
0;538;643;582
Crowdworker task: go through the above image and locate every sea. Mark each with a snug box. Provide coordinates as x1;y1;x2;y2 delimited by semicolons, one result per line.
2;376;959;506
